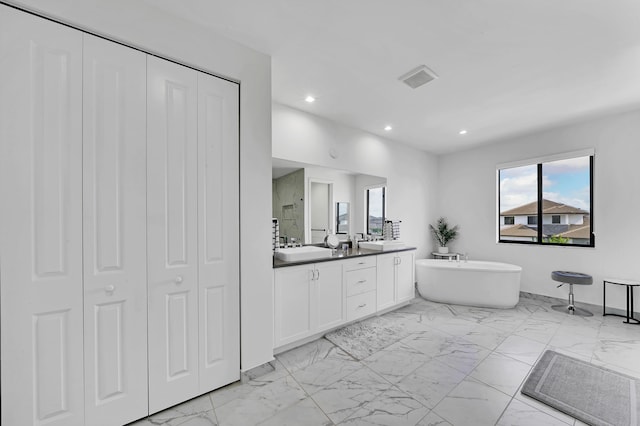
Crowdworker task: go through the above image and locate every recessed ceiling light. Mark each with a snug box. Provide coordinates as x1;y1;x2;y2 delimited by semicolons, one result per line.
459;130;468;135
384;125;392;131
305;95;316;103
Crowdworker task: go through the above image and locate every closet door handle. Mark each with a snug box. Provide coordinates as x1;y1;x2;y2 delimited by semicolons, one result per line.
105;284;115;294
175;275;184;284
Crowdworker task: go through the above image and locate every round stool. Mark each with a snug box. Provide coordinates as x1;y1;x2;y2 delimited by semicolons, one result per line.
551;271;593;316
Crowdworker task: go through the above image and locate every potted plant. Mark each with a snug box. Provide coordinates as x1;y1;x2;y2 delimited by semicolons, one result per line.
430;217;459;253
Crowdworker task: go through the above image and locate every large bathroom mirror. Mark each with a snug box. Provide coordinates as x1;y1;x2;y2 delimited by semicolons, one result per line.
272;158;386;244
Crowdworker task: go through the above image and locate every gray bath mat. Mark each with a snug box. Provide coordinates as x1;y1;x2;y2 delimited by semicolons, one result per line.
522;350;639;426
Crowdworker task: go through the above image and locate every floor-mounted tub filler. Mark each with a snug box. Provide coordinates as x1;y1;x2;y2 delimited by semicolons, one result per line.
415;259;522;308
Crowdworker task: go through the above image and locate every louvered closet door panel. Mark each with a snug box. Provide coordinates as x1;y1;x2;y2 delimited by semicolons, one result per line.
147;55;199;414
82;34;148;425
197;73;240;392
0;6;84;426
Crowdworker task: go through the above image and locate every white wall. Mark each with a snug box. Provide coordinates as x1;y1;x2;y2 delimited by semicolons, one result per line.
273;103;439;259
437;108;640;311
7;0;274;371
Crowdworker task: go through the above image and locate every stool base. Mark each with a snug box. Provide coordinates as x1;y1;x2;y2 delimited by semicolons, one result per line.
552;282;593;316
552;304;593;317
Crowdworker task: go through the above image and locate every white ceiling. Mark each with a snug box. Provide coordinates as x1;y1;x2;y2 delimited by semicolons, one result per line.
143;0;640;154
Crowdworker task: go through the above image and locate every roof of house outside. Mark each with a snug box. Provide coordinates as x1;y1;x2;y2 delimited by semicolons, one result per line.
500;223;591;240
500;224;538;237
500;199;588;216
541;224;570;235
558;224;591;239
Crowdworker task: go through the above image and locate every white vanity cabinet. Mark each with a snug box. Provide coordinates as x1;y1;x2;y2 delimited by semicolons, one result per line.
273;262;344;348
343;256;377;321
396;251;416;302
273;249;415;352
377;251;416;311
316;262;346;331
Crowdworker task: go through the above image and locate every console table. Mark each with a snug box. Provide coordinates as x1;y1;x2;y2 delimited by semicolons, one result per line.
603;278;640;324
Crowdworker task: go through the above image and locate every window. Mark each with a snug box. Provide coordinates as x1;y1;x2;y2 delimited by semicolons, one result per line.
336;202;349;234
498;152;593;247
366;186;385;236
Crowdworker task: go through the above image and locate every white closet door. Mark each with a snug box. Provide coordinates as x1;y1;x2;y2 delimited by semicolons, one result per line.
147;55;199;414
0;6;84;426
197;73;240;392
82;34;148;425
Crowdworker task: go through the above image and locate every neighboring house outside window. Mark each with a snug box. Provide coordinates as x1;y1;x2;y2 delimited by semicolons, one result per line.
499;199;591;245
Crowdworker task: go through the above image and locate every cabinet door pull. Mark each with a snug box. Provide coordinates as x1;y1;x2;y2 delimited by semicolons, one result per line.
316;269;320;280
358;303;367;308
357;279;367;284
175;275;184;284
105;284;116;294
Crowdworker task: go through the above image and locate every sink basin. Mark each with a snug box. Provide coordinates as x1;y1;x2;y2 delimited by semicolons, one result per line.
358;240;406;251
275;246;333;262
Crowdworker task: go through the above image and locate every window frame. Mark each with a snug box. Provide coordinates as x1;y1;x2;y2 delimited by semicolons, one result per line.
504;216;515;225
551;215;561;224
497;151;594;248
365;185;386;236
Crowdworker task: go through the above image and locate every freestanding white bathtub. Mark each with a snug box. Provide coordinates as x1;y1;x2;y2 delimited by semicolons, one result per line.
415;259;522;308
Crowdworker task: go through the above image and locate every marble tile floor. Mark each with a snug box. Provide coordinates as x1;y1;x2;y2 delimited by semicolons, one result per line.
130;293;640;426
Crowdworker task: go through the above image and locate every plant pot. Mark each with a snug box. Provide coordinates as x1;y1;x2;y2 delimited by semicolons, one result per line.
438;246;449;254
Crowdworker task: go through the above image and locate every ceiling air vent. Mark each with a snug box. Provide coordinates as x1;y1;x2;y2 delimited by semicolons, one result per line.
399;65;438;89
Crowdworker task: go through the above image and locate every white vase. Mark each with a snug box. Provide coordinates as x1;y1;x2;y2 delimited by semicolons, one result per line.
438;246;449;254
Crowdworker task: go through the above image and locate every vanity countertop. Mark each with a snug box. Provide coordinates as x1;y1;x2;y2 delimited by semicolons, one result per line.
273;246;416;268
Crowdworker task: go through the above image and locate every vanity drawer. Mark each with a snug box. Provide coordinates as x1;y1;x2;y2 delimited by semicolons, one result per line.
342;256;376;272
346;290;376;321
345;267;376;296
